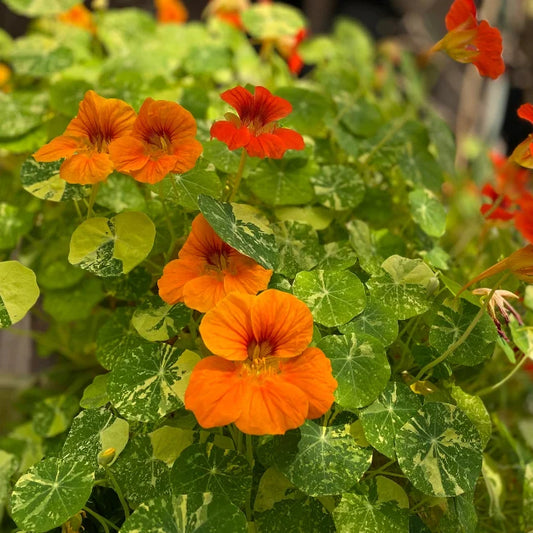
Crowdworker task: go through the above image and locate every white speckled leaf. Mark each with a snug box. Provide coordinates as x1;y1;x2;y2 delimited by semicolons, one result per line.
0;450;18;523
32;394;79;438
0;261;39;328
95;172;146;212
132;294;191;342
171;443;252;508
293;270;366;327
359;382;422;459
120;493;248;533
439;493;477;533
396;402;483;497
318;334;390;410
68;211;155;277
108;344;200;422
312;165;365;210
408;188;446;237
316;241;358;271
0;91;48;138
80;374;110;409
10;456;94;533
198;195;277;269
274;421;373;496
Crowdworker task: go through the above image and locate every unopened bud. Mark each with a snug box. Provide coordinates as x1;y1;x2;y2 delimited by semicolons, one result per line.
98;447;116;467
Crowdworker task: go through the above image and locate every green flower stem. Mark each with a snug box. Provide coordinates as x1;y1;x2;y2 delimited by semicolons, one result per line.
106;466;130;519
476;353;530;397
227;150;248;202
83;506;119;532
245;433;255;530
87;182;100;219
73;200;83;219
158;180;176;258
366;459;396;479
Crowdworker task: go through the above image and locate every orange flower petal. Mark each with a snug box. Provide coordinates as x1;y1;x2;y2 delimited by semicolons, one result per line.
59;152;114;184
179;213;224;261
170;139;204;174
182;274;226;313
130;155;177;184
33;135;81;162
184;356;245;428
224;252;272;295
445;0;477;32
199;292;255;360
158;258;203;305
250;290;313;359
471;20;504;79
108;136;150;172
518;104;533;125
155;0;188;24
280;347;337;419
210;120;251;150
234;375;308;435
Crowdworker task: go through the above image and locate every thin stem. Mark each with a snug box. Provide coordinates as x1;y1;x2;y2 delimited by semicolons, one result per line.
83;506;119;532
158;181;176;258
87;182;100;219
366;459;396;479
73;200;83;220
476;353;530;397
227;150;248;202
362;117;407;165
244;433;255;526
482;193;505;220
106;467;130;519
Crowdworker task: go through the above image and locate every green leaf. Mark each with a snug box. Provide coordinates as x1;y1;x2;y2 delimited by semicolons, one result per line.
150;426;195;467
0;203;33;250
184;43;232;75
338;298;399;346
80;374;110;410
108;344;200;422
274;206;334;231
242;3;305;39
198;195;278;269
0;261;40;328
0;91;48;138
132;294;191;342
292;270;366;327
336;97;383;137
367;255;437;320
429;300;498;366
68;211;156;277
10;456;94;533
167;169;222;211
32;394;79;438
359;382;422;459
273;421;372;496
95;172;146;212
0;450;18;523
318;334;390;410
20;158;90;202
375;476;409;509
524;462;533;530
311;165;365;210
2;0;78;16
201;140;244;174
426;113;456;177
272;221;321;278
102;266;152;301
316;242;358;271
439;493;477;533
112;434;172;507
171;443;252;508
346;219;382;275
396;402;483;497
408;188;447;238
120;494;248;533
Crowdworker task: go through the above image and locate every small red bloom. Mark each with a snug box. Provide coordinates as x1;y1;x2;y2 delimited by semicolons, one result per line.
210;85;304;159
155;0;188;24
431;0;504;79
277;28;307;75
510;104;533;169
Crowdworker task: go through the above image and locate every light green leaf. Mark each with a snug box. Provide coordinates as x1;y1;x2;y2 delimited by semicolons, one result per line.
293;270;366;327
95;172;146;212
108;344;200;422
318;334;390;410
396;402;483;497
0;261;40;328
0;450;18;523
311;165;365;210
375;476;409;509
482;455;505;521
426;113;456;177
346;219;382;275
167;169;222;211
171;443;252;508
2;0;78;16
198;195;278;269
32;394;79;438
429;300;498;366
359;382;422;459
120;494;247;533
316;242;358;271
274;421;372;496
10;456;94;533
150;426;195;467
274;206;333;231
201;140;244;174
68;211;156;277
0;203;33;250
524;462;533;530
0;91;48;138
408;188;447;238
242;3;305;40
80;374;110;410
132;295;191;342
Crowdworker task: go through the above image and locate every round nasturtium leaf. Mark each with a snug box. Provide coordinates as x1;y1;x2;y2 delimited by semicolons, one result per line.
120;494;248;533
10;456;94;533
359;382;422;459
95;172;146;212
318;334;390;410
79;374;110;410
242;3;305;40
293;270;366;327
0;91;48;139
108;344;200;422
32;394;79;438
311;165;365;210
0;203;33;251
167;169;222;211
395;402;483;497
0;261;39;328
171;444;252;509
2;0;78;16
68;211;156;277
274;421;373;497
408;188;447;238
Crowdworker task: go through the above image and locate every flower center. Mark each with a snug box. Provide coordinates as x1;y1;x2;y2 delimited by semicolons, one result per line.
242;340;280;377
247;340;273;360
206;248;230;272
147;132;173;154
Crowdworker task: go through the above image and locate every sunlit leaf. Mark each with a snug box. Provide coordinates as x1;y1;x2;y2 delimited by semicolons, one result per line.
0;261;39;328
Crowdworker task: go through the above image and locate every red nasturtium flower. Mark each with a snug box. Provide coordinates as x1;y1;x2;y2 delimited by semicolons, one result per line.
58;4;96;34
210;85;304;158
158;214;272;312
430;0;504;79
108;98;203;184
33;90;136;185
185;289;337;435
154;0;188;24
276;28;307;75
511;104;533;169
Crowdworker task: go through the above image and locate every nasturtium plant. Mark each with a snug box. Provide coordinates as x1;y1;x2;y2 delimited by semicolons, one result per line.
0;1;530;532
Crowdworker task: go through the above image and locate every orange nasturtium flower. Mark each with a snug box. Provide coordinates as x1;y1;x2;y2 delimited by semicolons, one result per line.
204;0;249;30
510;104;533;169
158;214;272;312
429;0;504;79
154;0;188;24
210;85;304;159
33;90;136;185
58;4;96;34
185;289;337;435
108;98;203;184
